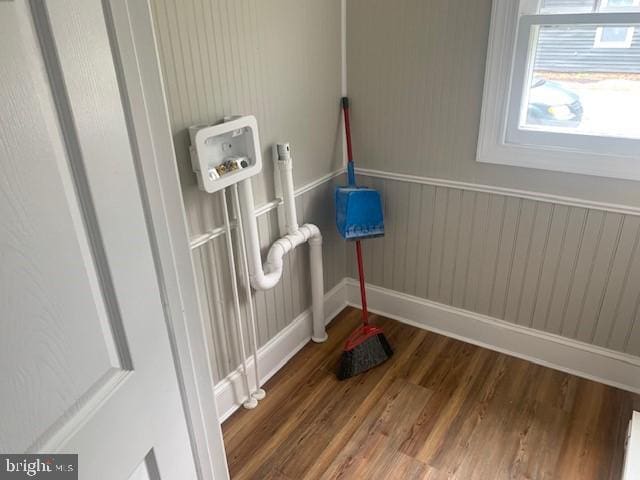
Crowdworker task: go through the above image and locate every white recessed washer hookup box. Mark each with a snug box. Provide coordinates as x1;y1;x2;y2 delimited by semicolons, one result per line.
189;115;263;193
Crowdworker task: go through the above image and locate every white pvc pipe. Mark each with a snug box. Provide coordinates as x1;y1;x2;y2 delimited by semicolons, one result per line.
341;0;349;169
238;177;327;343
231;184;265;401
341;0;347;98
220;190;257;410
238;179;280;289
309;235;327;342
276;143;299;235
201;242;232;373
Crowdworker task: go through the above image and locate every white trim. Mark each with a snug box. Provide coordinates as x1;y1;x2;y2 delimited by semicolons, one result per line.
216;276;640;423
341;0;347;98
294;168;344;198
477;0;640;181
214;279;348;422
623;411;640;480
189;169;344;250
344;279;640;394
107;2;229;479
356;167;640;217
341;0;348;169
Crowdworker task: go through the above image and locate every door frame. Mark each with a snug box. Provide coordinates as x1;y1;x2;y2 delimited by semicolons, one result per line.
103;1;229;479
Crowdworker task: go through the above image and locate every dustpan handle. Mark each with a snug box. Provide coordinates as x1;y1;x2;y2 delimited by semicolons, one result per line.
342;97;356;186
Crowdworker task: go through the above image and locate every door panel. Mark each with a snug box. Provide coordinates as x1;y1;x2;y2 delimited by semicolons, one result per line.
0;0;126;453
128;453;160;480
0;1;198;478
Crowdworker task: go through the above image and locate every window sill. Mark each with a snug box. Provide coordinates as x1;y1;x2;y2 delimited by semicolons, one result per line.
477;136;640;181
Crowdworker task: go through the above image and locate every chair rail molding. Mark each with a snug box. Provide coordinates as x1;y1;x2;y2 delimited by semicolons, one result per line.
356;168;640;217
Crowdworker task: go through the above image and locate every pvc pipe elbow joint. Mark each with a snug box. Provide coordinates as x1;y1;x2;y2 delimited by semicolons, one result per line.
253;224;322;291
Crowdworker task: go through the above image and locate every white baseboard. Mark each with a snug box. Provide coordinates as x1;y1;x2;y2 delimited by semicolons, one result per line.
344;278;640;395
216;277;640;422
214;279;348;422
623;412;640;480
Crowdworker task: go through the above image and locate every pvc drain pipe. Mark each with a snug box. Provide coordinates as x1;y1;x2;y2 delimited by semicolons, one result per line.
237;146;327;343
275;143;299;235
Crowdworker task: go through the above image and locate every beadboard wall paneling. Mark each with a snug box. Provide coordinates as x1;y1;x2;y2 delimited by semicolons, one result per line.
150;0;344;381
150;0;343;236
192;176;346;381
347;0;640;208
350;175;640;356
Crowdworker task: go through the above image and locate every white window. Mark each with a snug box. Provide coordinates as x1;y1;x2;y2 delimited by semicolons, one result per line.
594;0;638;47
594;25;634;48
477;0;640;180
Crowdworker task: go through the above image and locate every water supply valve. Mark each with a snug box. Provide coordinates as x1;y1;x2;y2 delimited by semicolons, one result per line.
189;115;262;193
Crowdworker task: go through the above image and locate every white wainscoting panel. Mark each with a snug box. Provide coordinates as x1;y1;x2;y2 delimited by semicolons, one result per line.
345;279;640;394
214;279;347;421
350;174;640;357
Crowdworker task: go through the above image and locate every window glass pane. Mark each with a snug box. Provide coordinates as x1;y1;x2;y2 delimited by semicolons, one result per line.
539;0;640;13
600;26;629;41
520;24;640;139
602;0;638;9
540;0;596;14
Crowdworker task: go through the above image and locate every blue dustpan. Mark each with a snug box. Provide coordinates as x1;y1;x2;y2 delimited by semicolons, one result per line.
336;162;384;240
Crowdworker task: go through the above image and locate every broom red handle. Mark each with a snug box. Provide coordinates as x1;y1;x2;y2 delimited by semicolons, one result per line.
355;240;369;326
342;96;369;326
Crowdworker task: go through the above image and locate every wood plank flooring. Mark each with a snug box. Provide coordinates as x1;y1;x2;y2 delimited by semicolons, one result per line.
222;307;640;479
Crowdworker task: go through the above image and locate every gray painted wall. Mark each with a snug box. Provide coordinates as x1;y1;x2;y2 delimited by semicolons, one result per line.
347;0;640;207
349;175;640;356
151;0;343;225
152;0;640;381
347;0;640;356
150;0;346;380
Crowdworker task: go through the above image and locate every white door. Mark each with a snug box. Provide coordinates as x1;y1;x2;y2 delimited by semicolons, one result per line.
0;1;199;479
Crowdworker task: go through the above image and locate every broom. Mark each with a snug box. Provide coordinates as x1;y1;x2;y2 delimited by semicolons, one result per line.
337;97;393;380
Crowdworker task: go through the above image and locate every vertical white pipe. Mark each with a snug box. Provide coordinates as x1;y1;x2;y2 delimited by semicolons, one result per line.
341;0;347;98
275;144;326;342
276;143;299;235
238;179;277;289
309;236;327;343
231;184;265;401
341;0;348;169
220;190;257;410
239;177;327;343
202;243;232;372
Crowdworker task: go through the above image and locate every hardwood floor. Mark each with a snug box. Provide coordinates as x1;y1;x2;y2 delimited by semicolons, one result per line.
222;307;640;479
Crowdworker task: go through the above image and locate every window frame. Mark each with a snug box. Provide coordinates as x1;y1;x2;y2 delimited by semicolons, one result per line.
594;0;639;48
477;0;640;181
